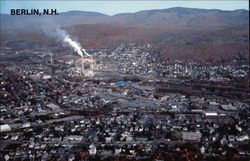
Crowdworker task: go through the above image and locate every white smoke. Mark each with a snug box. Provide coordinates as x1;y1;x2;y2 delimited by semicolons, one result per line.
55;29;90;57
81;48;91;57
64;36;83;57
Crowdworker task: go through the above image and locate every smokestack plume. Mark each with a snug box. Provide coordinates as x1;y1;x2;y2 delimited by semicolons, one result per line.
55;29;90;57
81;48;91;57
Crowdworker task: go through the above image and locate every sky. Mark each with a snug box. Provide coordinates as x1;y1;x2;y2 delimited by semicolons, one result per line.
1;1;249;15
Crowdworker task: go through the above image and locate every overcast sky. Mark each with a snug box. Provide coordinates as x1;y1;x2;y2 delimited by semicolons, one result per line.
1;1;249;15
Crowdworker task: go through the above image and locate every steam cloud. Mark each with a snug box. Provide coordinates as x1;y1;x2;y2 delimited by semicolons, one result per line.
56;29;91;57
81;48;91;57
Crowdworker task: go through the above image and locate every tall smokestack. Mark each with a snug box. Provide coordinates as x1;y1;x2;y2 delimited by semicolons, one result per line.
50;53;53;64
